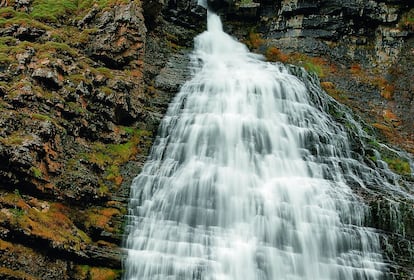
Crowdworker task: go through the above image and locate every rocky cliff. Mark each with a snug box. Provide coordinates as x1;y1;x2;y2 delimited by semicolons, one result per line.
212;0;413;152
0;0;150;278
0;0;413;279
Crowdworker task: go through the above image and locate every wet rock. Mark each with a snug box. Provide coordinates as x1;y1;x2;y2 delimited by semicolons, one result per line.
143;0;165;24
154;52;191;92
0;239;70;280
13;0;31;12
31;68;62;89
86;3;147;69
16;47;35;66
164;0;206;28
15;26;46;41
0;25;45;41
77;6;100;27
84;245;122;268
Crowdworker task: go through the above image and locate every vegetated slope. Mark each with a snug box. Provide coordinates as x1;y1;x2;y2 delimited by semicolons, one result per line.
0;0;151;278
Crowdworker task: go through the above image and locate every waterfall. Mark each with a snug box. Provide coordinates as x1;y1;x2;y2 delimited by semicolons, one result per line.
124;12;388;279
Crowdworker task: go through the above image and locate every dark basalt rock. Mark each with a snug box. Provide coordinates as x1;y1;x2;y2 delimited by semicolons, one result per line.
164;0;206;29
31;68;62;89
0;25;46;41
85;3;147;69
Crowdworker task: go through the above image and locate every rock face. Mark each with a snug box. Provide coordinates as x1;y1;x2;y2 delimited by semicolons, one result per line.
210;0;413;150
249;0;413;151
0;1;152;278
0;0;201;278
0;0;413;279
83;3;146;69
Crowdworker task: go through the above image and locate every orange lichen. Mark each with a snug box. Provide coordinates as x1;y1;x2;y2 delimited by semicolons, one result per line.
265;47;289;63
350;63;362;75
380;84;395;100
383;109;402;127
248;32;264;49
372;122;395;140
89;267;118;280
84;207;121;232
0;239;14;251
0;192;90;249
129;69;142;78
0;267;39;280
321;81;335;90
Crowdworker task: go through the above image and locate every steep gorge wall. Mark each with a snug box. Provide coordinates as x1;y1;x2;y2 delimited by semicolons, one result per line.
0;0;205;278
217;0;414;153
0;1;150;278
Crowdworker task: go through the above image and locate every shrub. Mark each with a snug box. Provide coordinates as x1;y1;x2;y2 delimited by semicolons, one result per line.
383;157;411;175
265;46;289;63
247;31;264;49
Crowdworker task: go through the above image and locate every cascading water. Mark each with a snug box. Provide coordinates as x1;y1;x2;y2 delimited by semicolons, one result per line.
124;12;389;280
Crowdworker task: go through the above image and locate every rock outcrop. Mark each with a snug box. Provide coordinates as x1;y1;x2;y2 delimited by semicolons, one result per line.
227;0;413;153
0;0;202;277
0;0;150;278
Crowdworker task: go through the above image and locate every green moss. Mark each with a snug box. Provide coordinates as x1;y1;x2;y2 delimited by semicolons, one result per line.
80;128;151;191
0;267;38;280
399;8;414;30
303;61;324;77
108;142;135;161
68;74;87;83
82;206;121;233
100;86;113;95
0;136;17;145
78;264;90;275
0;6;52;34
32;113;52;121
31;0;77;22
10;208;25;218
122;126;135;135
0;194;92;251
0;37;32;66
94;67;114;79
368;140;381;149
0;132;26;145
0;53;11;65
41;41;78;57
13;189;21;197
96;0;130;9
98;182;110;196
89;267;119;280
0;36;18;47
383;157;411;176
240;0;254;4
67;101;86;114
0;7;16;17
85;129;150;166
77;28;99;44
30;167;43;179
105;164;120;180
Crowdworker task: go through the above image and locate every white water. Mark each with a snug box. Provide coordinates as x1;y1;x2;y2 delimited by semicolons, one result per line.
124;12;387;280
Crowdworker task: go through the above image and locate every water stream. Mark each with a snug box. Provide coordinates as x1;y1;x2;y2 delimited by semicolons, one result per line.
124;12;387;280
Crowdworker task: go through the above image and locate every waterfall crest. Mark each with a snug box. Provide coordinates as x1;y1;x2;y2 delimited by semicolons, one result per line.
124;12;387;279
